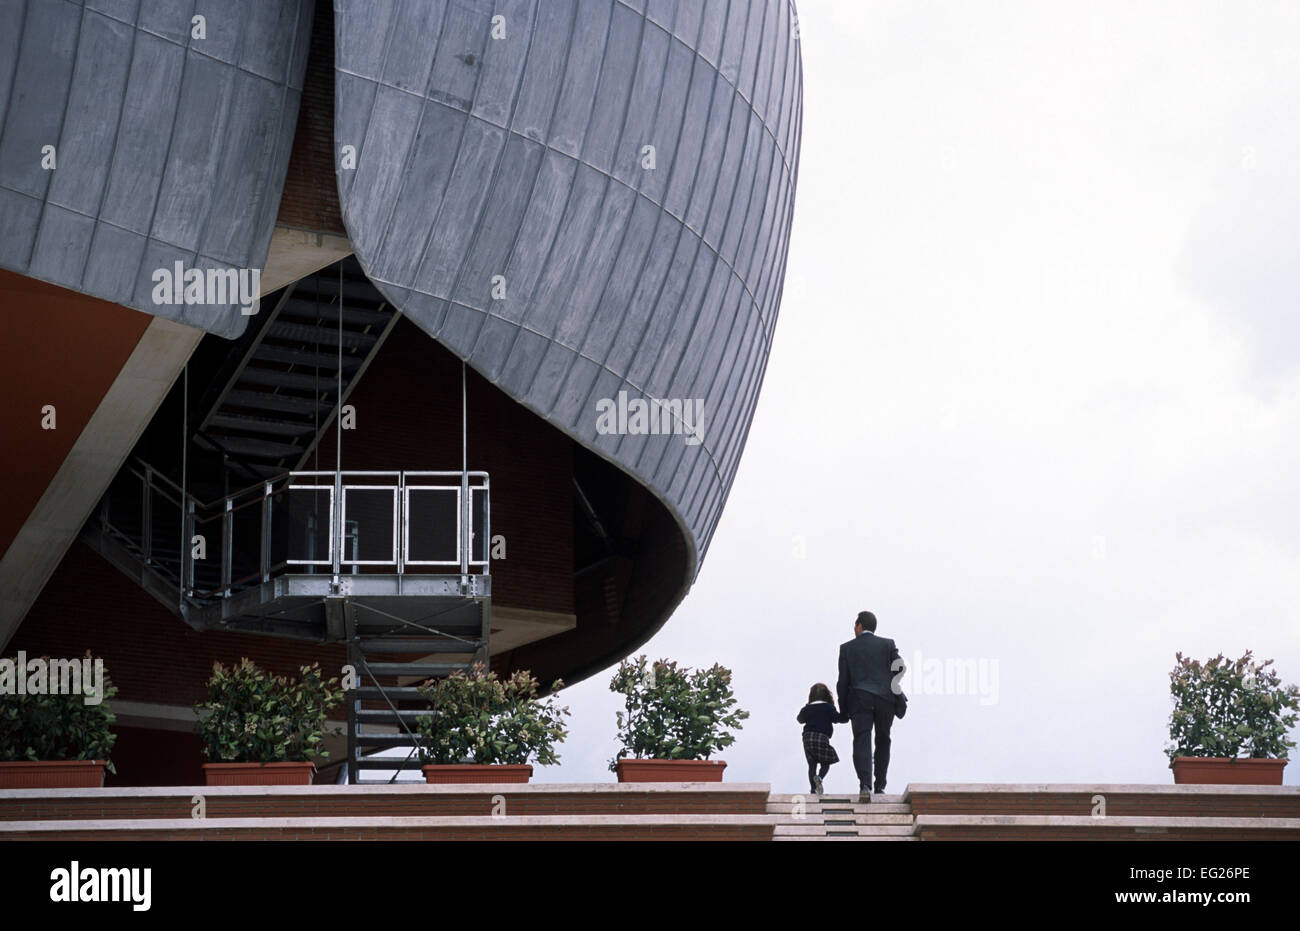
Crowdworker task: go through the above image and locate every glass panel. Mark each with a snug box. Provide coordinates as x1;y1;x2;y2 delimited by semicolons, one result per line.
228;499;263;588
285;487;333;564
341;488;396;564
470;486;489;564
103;470;144;549
406;487;458;564
189;511;223;594
147;484;182;585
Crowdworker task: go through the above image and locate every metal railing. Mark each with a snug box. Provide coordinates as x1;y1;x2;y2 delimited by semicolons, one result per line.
97;460;489;602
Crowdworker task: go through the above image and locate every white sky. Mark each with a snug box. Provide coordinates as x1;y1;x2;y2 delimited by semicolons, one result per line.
534;0;1300;790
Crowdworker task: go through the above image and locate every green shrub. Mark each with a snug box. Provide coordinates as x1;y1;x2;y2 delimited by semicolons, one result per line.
415;664;569;766
195;659;344;763
608;655;748;770
1166;650;1299;762
0;655;118;773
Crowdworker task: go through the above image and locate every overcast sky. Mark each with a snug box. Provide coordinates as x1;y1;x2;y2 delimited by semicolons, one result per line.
533;0;1300;790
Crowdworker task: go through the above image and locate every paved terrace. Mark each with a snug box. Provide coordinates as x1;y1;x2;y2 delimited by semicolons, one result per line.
1;783;1297;841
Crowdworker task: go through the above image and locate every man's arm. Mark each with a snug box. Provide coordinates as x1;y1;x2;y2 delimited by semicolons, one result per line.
837;645;850;711
889;640;905;695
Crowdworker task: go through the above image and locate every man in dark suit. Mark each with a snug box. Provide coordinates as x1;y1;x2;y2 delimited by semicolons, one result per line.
837;610;905;803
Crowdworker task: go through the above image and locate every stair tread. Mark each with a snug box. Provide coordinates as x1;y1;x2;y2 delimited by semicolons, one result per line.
207;412;317;437
269;321;379;350
775;824;915;836
280;303;392;328
239;367;346;392
203;434;304;459
250;344;364;370
774;835;919;842
225;389;333;415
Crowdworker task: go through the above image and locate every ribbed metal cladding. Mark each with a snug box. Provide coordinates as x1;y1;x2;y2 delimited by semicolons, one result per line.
0;0;313;337
335;0;802;575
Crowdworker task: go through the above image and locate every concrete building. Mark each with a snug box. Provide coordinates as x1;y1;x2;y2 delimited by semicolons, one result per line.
0;0;803;782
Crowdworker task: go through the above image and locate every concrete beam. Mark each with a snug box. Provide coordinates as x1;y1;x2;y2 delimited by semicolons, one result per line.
261;226;353;296
489;605;577;655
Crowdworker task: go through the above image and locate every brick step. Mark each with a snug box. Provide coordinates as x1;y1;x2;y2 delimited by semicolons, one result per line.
913;813;1300;841
0;814;780;842
904;784;1300;820
0;784;774;823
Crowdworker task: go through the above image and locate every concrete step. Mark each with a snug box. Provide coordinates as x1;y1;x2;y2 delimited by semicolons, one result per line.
770;793;906;804
819;813;914;825
774;823;915;837
767;803;911;815
774;834;919;842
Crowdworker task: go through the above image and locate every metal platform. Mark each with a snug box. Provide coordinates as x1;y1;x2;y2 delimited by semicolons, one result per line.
85;460;494;782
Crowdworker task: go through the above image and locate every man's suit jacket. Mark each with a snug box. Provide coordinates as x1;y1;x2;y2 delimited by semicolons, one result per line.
837;631;905;716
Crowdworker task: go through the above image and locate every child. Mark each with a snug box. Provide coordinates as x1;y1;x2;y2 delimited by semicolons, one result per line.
797;683;849;794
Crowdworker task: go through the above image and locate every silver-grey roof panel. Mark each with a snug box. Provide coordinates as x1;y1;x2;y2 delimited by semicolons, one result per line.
0;0;313;337
335;0;802;578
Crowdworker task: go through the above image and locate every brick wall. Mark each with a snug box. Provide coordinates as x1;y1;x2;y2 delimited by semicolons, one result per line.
0;786;771;821
0;272;150;559
276;0;344;236
10;541;348;710
906;788;1300;818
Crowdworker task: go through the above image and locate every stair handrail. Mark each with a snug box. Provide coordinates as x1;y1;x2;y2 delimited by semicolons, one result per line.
101;458;490;603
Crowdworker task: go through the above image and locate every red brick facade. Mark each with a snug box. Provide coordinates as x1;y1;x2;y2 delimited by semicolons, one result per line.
276;0;345;236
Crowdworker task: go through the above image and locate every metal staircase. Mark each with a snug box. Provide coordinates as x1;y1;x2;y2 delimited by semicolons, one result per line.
194;258;399;480
79;258;493;785
346;601;490;783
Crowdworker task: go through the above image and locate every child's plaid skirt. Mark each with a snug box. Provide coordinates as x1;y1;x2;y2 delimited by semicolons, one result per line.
802;730;840;765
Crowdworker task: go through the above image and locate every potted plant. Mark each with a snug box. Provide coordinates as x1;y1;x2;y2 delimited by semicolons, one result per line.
195;659;344;785
0;654;117;788
415;664;569;783
1166;650;1298;785
609;655;748;782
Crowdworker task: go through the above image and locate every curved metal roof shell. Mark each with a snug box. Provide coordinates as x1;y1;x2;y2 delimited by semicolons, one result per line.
334;0;802;578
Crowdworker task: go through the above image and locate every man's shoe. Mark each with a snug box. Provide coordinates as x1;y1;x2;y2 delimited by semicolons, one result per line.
858;789;872;804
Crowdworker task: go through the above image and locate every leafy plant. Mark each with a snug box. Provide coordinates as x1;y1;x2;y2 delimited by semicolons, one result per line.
1166;651;1299;762
608;655;749;771
415;664;569;766
0;655;118;773
195;659;344;763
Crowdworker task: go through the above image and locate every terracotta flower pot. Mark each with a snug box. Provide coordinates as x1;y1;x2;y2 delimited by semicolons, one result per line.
202;762;317;786
615;758;727;783
1171;756;1287;786
0;760;107;789
422;764;533;784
